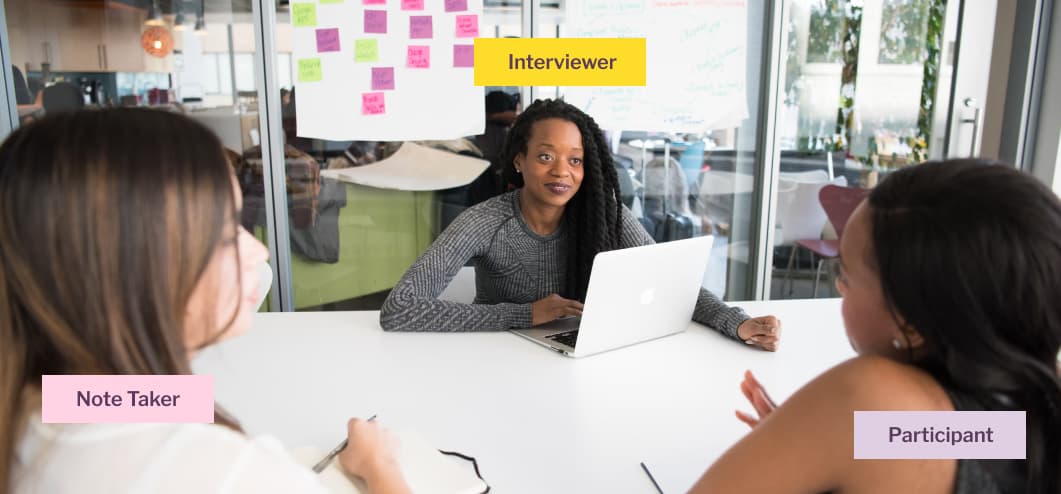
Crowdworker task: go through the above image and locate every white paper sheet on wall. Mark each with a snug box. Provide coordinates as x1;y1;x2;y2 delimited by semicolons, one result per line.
320;142;489;191
290;0;485;141
563;0;749;133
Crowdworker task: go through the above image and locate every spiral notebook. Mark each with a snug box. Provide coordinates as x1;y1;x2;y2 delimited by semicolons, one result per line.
290;429;488;494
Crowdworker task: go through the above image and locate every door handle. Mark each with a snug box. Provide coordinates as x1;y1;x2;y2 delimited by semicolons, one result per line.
959;97;982;157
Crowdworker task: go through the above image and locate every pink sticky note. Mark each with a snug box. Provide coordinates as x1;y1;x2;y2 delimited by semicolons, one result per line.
401;0;423;10
455;14;478;38
406;45;430;68
444;0;467;12
363;0;385;4
372;67;395;90
362;92;386;115
453;44;474;68
364;10;387;34
315;28;341;52
409;16;433;39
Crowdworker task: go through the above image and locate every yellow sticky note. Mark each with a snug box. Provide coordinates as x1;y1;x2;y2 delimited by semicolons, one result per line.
292;3;317;27
355;39;379;63
298;58;323;82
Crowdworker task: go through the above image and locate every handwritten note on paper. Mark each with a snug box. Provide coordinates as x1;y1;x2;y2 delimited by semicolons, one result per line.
409;16;433;39
362;92;386;115
298;59;322;82
363;10;387;34
445;0;468;12
455;15;478;38
407;46;430;68
453;45;474;67
316;28;341;52
372;67;395;90
401;0;424;10
355;39;380;62
291;3;317;27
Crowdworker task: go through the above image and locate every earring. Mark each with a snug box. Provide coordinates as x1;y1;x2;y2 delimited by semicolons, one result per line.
516;168;521;173
892;339;903;350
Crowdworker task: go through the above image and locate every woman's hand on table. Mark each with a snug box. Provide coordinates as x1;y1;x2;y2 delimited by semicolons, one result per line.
734;370;778;428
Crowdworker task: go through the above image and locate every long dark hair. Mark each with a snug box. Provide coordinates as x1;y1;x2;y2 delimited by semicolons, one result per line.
868;159;1061;493
500;99;623;301
0;109;244;492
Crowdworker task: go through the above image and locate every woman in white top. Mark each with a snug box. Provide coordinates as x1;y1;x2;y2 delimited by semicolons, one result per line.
0;108;412;494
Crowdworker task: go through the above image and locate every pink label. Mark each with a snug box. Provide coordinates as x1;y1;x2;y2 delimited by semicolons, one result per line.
41;375;215;423
444;0;468;12
853;411;1027;459
455;14;478;38
409;15;433;39
363;0;385;4
453;44;474;68
363;10;387;34
371;67;395;90
401;0;423;10
316;28;341;52
362;92;386;115
406;45;430;68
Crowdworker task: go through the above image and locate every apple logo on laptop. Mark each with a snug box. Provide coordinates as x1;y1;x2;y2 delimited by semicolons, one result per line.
639;288;656;305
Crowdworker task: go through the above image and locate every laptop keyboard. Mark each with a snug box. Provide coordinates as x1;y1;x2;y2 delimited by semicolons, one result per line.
546;330;579;348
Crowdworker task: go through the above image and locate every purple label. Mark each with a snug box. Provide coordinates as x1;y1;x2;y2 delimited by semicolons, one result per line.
371;67;395;90
453;44;474;68
363;10;387;34
853;411;1026;459
409;15;433;39
444;0;467;12
315;28;341;52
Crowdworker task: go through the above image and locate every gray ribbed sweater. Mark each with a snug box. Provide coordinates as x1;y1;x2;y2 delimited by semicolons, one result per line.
379;190;749;338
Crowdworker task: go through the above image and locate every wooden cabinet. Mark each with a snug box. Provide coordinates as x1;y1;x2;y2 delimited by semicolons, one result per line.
5;1;172;73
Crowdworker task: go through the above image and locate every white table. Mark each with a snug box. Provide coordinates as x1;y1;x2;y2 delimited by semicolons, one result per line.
192;299;854;493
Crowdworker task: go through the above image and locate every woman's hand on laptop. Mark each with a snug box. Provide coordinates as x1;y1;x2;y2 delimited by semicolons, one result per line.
734;370;777;428
531;294;584;326
737;315;781;351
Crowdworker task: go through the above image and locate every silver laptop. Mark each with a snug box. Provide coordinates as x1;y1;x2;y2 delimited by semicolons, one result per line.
511;235;713;358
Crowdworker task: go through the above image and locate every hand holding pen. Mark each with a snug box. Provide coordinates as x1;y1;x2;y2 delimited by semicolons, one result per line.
314;415;412;494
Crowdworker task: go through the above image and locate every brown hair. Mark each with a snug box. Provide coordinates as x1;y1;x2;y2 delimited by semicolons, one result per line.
0;108;244;491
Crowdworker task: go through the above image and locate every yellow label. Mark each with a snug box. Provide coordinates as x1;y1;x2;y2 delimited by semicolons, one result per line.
473;38;646;86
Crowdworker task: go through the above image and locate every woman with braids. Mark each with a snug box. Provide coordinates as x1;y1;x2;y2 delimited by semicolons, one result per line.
2;109;412;494
688;160;1060;493
381;99;781;350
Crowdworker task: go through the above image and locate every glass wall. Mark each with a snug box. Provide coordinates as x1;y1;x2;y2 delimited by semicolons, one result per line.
771;0;956;299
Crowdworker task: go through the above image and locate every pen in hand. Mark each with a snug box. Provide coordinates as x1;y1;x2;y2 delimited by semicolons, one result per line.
641;461;664;494
312;414;377;473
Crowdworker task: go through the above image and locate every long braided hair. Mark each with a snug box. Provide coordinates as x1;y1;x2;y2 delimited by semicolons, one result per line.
500;99;623;301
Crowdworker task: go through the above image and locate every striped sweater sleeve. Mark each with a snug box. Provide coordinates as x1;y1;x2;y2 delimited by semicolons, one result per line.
379;203;533;332
617;206;749;340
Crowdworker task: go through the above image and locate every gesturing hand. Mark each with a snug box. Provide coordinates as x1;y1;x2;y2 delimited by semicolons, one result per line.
734;370;778;428
531;294;584;326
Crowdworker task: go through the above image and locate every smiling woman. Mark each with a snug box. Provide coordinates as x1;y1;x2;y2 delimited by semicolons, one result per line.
379;99;781;349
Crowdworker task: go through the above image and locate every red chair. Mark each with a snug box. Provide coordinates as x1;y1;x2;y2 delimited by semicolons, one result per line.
786;185;869;297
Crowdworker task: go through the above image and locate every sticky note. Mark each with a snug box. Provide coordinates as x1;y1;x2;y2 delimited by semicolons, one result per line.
298;58;322;82
372;67;395;90
316;28;341;52
445;0;468;12
401;0;424;10
363;0;385;4
364;10;387;34
362;92;386;115
455;14;478;38
291;3;316;27
453;44;474;67
410;16;433;39
355;39;379;62
407;45;430;68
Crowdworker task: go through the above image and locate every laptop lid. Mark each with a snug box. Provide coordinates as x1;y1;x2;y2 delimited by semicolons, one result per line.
570;235;714;357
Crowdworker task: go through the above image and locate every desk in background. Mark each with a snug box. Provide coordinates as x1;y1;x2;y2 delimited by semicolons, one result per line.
193;299;854;493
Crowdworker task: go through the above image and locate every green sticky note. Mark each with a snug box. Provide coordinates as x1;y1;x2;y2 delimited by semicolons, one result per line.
298;58;322;82
291;3;317;27
355;39;379;62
